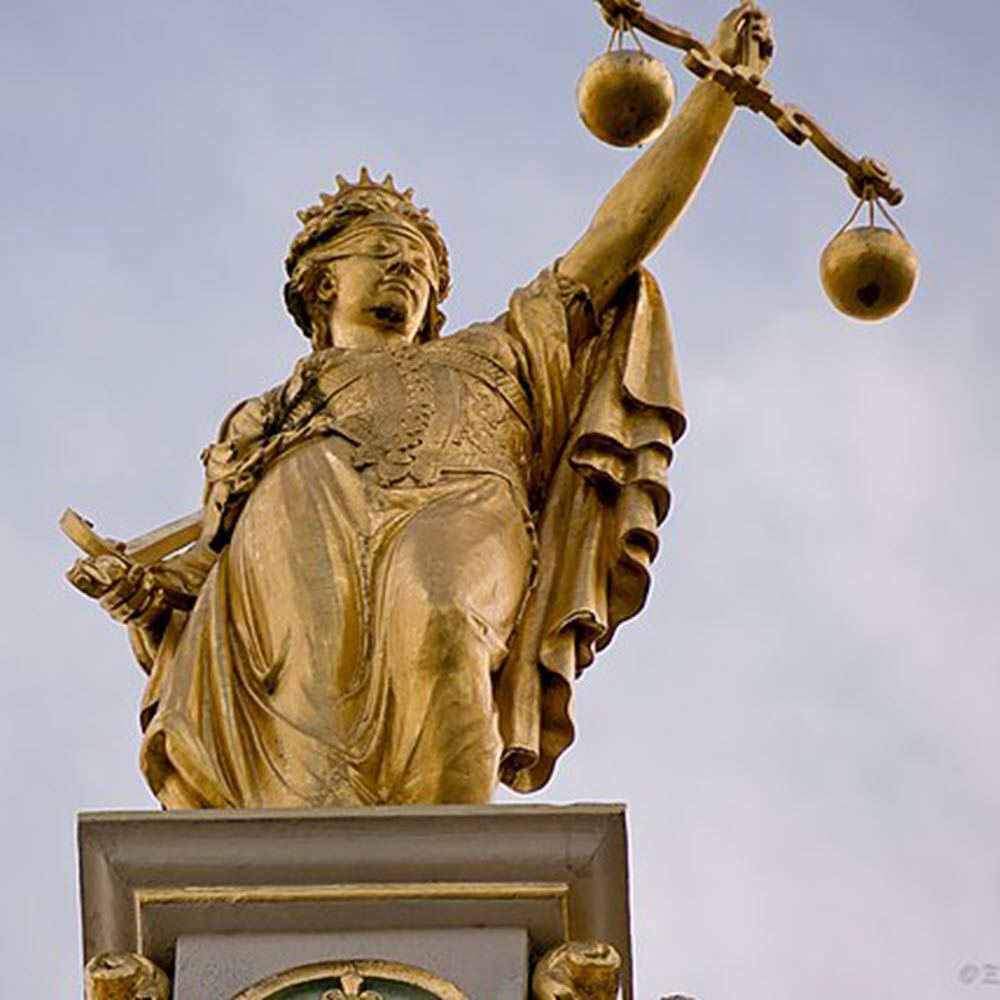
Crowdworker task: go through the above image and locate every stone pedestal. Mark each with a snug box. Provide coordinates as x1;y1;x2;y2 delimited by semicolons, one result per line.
79;804;633;1000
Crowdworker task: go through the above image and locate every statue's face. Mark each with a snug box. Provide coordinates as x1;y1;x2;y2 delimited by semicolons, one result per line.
325;227;437;348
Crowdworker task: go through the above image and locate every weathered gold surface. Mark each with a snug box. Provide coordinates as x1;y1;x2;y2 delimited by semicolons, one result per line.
84;953;169;1000
577;50;675;147
532;941;621;1000
820;225;919;321
65;7;773;809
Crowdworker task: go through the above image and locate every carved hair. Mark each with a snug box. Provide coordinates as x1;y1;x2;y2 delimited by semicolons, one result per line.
284;168;451;344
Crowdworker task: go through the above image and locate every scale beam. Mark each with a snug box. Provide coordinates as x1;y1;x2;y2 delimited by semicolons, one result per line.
593;0;904;205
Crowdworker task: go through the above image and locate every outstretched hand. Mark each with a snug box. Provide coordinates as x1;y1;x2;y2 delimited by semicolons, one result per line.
710;4;774;74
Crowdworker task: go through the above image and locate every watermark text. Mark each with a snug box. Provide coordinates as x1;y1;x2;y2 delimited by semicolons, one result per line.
960;964;1000;987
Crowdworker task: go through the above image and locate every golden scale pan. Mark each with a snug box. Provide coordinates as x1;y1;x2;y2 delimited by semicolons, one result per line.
577;0;918;322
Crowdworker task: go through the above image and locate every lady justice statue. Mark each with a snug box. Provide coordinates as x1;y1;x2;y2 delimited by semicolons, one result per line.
67;7;774;809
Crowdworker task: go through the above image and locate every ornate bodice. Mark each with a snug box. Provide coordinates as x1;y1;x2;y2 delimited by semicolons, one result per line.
318;336;536;492
201;329;538;549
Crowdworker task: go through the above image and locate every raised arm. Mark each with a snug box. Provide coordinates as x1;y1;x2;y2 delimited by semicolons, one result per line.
560;5;774;315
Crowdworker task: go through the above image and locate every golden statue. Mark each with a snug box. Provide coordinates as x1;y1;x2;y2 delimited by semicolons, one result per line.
66;7;774;809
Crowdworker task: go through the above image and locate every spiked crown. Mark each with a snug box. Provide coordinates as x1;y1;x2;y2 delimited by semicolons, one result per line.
284;168;451;340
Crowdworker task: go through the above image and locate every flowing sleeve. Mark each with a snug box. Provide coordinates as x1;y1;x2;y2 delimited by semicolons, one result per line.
496;267;686;792
136;382;283;719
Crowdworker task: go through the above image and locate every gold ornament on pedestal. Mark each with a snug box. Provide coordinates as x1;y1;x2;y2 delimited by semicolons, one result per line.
84;953;170;1000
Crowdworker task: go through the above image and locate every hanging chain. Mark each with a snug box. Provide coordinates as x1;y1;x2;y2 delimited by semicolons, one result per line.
834;180;910;241
604;3;647;52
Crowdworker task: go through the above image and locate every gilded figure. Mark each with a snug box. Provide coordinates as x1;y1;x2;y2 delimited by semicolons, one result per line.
67;7;774;808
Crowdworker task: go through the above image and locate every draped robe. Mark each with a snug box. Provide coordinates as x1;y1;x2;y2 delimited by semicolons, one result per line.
135;267;685;807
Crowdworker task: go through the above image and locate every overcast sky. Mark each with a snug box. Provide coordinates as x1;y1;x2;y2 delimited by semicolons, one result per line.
2;0;998;997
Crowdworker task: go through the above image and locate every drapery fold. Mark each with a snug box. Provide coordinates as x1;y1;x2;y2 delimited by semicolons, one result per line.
498;269;685;792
